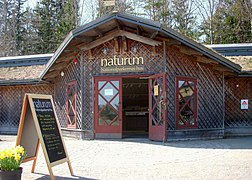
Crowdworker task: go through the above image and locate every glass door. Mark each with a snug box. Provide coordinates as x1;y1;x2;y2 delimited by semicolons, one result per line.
94;77;122;138
149;73;168;141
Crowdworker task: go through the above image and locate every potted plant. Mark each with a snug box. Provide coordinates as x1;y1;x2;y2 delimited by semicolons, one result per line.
0;145;25;180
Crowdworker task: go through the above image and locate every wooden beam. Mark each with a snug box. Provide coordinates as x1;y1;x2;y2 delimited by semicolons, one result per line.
115;19;123;30
55;54;76;63
74;36;95;42
175;45;203;56
150;31;159;39
81;30;162;51
119;30;162;46
195;55;218;64
49;60;71;72
212;64;234;72
44;70;61;79
88;49;93;59
122;36;128;52
94;27;104;37
137;25;143;35
223;71;237;77
114;37;120;52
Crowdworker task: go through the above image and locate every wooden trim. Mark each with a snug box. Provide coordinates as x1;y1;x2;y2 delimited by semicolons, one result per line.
81;30;162;51
176;77;198;129
66;81;77;129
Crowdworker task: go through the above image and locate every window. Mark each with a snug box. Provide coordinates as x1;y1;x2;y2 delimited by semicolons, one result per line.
176;77;197;129
66;81;76;128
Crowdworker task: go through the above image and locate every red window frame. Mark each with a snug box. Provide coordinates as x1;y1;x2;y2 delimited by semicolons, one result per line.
176;77;198;129
66;81;77;128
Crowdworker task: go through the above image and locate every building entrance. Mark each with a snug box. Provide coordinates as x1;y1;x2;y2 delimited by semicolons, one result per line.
122;78;149;138
94;73;167;141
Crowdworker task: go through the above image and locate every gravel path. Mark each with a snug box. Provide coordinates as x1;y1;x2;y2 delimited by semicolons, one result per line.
1;135;252;179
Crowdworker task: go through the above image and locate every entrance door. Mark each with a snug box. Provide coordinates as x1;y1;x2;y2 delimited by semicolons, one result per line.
94;77;122;138
149;73;168;141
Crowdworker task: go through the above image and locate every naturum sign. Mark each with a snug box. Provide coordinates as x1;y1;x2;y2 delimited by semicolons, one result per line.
100;55;144;73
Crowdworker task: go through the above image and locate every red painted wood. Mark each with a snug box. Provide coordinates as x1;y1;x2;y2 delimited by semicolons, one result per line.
148;73;168;141
176;77;198;129
94;77;123;136
66;81;77;128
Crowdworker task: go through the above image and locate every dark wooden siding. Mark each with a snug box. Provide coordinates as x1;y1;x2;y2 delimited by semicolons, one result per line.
0;84;53;134
225;78;252;127
54;54;82;129
82;40;165;132
167;46;224;131
53;39;226;136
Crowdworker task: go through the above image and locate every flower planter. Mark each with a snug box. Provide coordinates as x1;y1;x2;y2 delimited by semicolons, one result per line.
0;167;23;180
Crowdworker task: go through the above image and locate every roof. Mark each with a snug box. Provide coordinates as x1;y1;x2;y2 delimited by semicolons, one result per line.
0;54;53;67
40;12;241;81
206;44;252;56
226;56;252;71
0;54;52;85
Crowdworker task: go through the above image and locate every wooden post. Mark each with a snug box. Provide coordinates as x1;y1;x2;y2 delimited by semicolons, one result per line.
31;140;40;173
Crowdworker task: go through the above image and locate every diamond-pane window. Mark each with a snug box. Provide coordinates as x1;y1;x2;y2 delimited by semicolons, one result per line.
176;77;197;129
66;81;76;128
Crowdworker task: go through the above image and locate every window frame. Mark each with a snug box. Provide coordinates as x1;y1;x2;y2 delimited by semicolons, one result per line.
176;77;198;129
66;80;77;129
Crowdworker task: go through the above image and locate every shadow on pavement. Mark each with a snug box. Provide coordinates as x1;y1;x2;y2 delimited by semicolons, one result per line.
33;172;96;180
109;136;252;150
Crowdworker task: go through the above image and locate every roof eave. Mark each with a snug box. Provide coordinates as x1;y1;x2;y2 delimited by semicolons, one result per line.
40;13;241;80
0;79;49;86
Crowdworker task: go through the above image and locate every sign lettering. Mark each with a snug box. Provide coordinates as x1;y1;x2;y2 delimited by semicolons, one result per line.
100;55;144;73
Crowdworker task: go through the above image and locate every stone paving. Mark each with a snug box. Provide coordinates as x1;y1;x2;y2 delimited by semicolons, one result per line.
1;135;252;179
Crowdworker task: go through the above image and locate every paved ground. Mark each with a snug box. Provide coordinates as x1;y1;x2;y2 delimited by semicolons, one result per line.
1;135;252;180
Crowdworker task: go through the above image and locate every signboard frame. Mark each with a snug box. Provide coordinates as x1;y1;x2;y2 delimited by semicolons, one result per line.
16;94;73;180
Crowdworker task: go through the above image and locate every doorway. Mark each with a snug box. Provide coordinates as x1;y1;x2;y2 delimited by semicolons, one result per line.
94;73;167;141
122;78;149;138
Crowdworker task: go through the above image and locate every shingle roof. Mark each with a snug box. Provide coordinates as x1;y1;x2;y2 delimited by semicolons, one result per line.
0;54;52;85
226;56;252;71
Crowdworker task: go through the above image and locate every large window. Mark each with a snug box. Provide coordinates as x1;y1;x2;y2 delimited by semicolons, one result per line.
66;81;76;128
176;77;197;129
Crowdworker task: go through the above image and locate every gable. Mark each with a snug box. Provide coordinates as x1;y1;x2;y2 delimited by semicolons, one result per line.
41;13;241;81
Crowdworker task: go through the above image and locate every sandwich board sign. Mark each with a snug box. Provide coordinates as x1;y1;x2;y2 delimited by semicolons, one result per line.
16;94;73;180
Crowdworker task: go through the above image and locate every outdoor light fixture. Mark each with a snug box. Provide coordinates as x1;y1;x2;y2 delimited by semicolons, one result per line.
131;44;139;53
102;47;109;54
61;71;64;77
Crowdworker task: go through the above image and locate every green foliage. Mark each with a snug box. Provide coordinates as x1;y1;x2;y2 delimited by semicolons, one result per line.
202;0;252;44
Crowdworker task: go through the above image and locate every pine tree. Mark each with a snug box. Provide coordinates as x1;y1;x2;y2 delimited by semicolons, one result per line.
0;0;27;56
171;0;198;39
33;0;79;54
202;0;252;44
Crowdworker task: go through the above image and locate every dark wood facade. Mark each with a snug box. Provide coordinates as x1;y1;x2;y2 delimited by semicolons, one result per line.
2;13;252;140
0;84;53;134
52;36;227;140
225;78;252;135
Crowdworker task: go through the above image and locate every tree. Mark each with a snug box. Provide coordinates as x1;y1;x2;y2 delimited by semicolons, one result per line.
97;0;134;17
208;0;252;44
194;0;219;44
0;0;27;56
171;0;198;39
56;0;79;45
33;0;79;54
142;0;172;25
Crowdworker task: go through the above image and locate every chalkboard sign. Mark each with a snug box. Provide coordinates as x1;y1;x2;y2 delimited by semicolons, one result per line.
32;98;66;163
16;94;73;180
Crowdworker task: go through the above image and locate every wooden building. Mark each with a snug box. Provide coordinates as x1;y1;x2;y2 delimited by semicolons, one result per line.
1;13;252;141
0;54;53;134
